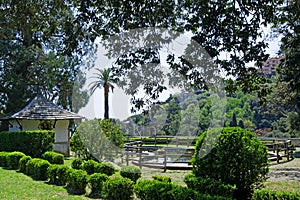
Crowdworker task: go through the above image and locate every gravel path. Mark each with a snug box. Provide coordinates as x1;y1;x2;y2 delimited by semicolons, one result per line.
268;157;300;182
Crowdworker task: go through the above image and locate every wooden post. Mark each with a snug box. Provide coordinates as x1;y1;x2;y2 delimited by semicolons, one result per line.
138;147;142;169
163;148;167;172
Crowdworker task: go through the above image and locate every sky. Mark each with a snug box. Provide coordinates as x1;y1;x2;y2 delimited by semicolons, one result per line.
77;29;282;121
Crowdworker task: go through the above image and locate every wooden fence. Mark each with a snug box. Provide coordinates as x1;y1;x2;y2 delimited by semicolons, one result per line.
260;138;295;163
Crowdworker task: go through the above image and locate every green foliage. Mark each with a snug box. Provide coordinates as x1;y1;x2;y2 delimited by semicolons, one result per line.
42;151;64;164
152;175;171;183
120;166;142;183
25;158;51;180
134;179;229;200
102;177;134;200
252;189;300;200
74;119;124;161
66;169;88;195
184;174;235;198
6;151;26;170
70;133;91;160
192;127;269;199
47;164;70;186
82;160;99;175
0;131;54;157
0;152;9;167
71;158;83;169
0;0;91;114
88;173;109;197
97;162;116;176
19;156;32;173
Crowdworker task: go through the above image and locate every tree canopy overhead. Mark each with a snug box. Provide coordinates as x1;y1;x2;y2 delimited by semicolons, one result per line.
0;0;95;114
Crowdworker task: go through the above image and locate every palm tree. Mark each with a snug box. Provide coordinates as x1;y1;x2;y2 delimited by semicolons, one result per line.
90;68;117;119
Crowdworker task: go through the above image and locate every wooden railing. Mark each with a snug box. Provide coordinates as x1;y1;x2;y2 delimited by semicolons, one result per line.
260;138;295;163
123;142;194;172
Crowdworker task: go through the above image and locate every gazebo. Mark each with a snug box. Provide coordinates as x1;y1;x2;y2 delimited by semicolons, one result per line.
0;95;84;156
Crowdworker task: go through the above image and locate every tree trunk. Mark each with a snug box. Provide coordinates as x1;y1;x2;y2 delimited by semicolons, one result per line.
104;83;109;119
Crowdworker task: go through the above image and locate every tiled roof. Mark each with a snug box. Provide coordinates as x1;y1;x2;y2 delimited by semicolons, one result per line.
0;95;83;120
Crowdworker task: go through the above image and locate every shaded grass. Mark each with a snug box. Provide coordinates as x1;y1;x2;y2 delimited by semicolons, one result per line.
0;167;88;200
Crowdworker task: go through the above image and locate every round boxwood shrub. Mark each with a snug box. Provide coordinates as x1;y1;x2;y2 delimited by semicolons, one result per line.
66;169;88;195
102;177;134;200
96;162;116;176
88;173;109;197
0;152;9;167
42;151;64;164
192;127;269;199
47;164;70;186
7;151;26;169
82;159;98;175
25;158;50;180
120;166;142;183
71;158;83;169
19;155;32;173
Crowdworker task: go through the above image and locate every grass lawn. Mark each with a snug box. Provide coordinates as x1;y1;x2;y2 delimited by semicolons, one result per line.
0;167;89;200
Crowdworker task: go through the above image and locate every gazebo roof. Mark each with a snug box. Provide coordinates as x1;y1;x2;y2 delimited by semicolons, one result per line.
0;95;83;120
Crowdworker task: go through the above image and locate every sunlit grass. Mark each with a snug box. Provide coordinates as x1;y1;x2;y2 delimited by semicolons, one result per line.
0;167;88;200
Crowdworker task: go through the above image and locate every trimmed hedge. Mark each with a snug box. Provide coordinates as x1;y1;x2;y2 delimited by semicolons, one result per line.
42;151;64;164
88;173;109;197
97;162;115;176
0;152;9;167
19;155;32;173
120;166;142;183
71;158;83;169
82;160;116;176
82;160;98;175
184;173;235;198
102;177;134;200
0;130;54;157
134;179;230;200
66;169;88;195
152;175;172;183
25;158;50;180
7;151;26;169
47;164;70;186
252;189;300;200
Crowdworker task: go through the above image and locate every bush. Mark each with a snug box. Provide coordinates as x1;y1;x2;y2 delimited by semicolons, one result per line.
152;175;171;183
192;127;269;199
66;169;88;195
134;179;230;200
82;159;98;175
25;158;50;180
0;130;54;157
184;173;235;198
252;189;300;200
102;177;134;200
133;179;173;200
88;173;109;197
7;152;26;169
19;156;32;173
6;151;26;169
47;164;70;186
120;166;142;183
42;151;64;164
96;162;116;176
0;152;9;167
71;158;83;169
